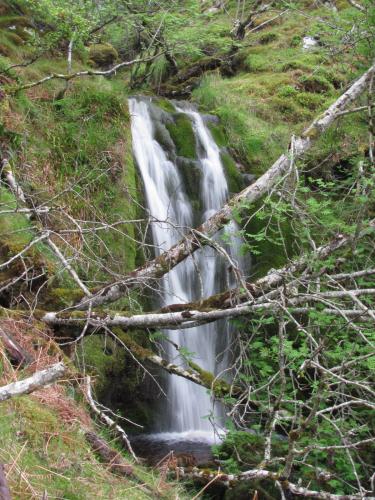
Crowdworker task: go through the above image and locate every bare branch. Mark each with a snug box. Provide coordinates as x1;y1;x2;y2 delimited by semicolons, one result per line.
16;52;165;92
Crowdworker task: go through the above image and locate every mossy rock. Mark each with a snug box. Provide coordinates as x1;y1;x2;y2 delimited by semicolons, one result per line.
88;43;118;68
166;112;197;159
176;156;202;216
153;121;176;156
207;121;226;148
78;334;155;430
220;151;244;194
154;97;175;113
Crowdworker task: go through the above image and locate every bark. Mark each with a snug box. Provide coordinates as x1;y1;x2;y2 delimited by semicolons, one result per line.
76;63;375;311
0;464;11;500
0;362;66;402
232;0;266;40
85;431;133;476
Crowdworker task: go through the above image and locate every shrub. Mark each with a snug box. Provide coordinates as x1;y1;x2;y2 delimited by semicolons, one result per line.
290;34;302;47
277;84;298;97
259;31;278;44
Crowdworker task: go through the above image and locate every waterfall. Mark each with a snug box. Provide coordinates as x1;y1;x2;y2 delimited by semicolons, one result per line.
129;97;244;436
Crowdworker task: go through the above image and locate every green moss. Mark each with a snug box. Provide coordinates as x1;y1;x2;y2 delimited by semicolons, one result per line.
207;121;226;147
188;360;236;397
176;157;202;215
154;97;175;113
290;34;302;47
0;386;182;498
243;199;295;279
88;43;118;67
298;73;334;93
78;330;155;430
243;53;270;72
220;152;243;193
166;112;197;159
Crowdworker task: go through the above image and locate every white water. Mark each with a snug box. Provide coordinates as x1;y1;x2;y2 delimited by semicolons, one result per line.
129;97;243;436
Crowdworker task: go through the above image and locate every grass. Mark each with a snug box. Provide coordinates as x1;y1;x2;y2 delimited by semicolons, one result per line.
0;394;184;499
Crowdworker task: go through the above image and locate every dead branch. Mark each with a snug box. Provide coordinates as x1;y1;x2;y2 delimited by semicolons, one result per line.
85;431;133;476
0;362;66;402
16;52;165;92
84;375;139;463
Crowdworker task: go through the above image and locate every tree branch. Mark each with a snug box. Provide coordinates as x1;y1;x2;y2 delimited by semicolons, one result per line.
16;52;165;92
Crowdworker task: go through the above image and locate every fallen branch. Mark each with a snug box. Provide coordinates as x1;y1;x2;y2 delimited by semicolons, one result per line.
0;362;66;402
46;237;92;297
146;352;238;398
85;431;133;476
84;376;139;463
76;63;375;310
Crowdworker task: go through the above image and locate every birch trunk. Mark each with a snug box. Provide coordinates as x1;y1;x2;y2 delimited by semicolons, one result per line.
0;363;66;402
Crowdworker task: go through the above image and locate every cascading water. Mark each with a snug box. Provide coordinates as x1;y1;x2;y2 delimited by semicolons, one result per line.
129;97;245;440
